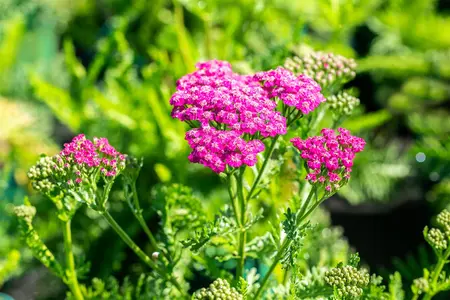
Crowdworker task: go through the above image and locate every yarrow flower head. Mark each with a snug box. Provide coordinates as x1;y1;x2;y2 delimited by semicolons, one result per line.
186;126;265;173
170;60;286;137
60;134;126;178
28;134;126;194
254;67;325;114
291;128;365;192
192;278;243;300
284;51;357;89
170;60;326;173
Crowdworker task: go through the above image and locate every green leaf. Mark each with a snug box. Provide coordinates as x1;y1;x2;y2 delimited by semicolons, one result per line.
341;109;392;132
30;74;81;130
388;272;405;300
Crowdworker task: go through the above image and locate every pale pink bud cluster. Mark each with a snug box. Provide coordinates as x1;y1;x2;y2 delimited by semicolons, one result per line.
291;128;365;191
254;67;326;114
60;134;126;181
186;126;265;173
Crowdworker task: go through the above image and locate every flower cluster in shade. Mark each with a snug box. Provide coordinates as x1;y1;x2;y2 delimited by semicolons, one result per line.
284;51;357;89
291;128;366;192
28;134;126;193
170;60;326;173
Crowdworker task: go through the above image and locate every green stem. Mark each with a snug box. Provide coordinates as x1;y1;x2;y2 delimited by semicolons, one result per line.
228;174;241;226
62;220;84;300
423;246;450;300
411;294;419;300
252;188;319;300
253;240;290;300
129;183;160;253
236;170;247;279
101;210;186;298
297;186;316;219
246;136;279;202
309;106;326;135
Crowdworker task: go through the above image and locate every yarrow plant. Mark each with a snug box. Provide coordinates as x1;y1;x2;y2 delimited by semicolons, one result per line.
19;52;427;300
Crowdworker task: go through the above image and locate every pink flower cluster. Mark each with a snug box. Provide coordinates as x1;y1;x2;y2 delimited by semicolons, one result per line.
186;126;265;173
291;128;365;191
60;134;126;182
170;60;326;173
254;67;326;114
171;60;286;137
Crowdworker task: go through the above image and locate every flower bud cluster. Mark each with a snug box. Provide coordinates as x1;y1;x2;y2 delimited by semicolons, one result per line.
27;156;59;193
324;265;369;298
284;52;357;88
436;210;450;236
291;128;365;192
28;134;126;194
192;278;243;300
412;277;429;294
427;228;447;250
170;60;326;173
327;91;360;116
13;205;36;223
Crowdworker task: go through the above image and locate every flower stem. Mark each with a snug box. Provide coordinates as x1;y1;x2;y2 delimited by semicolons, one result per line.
101;210;186;298
228;174;241;226
236;170;247;279
62;220;84;300
423;246;450;300
128;182;173;264
252;188;319;299
252;240;290;300
246;136;279;202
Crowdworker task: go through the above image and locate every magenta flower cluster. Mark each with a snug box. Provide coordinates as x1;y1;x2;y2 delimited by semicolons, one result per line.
170;60;326;173
186;126;265;173
291;128;365;191
254;67;325;114
60;134;126;182
171;60;286;137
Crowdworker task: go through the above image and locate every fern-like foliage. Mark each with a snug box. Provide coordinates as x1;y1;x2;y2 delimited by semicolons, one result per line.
67;273;171;300
338;142;410;203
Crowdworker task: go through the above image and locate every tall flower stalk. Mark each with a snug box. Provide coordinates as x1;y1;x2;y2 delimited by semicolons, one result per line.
169;59;365;298
62;220;84;300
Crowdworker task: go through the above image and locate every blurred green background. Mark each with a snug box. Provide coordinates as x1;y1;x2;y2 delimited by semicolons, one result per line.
0;0;449;298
